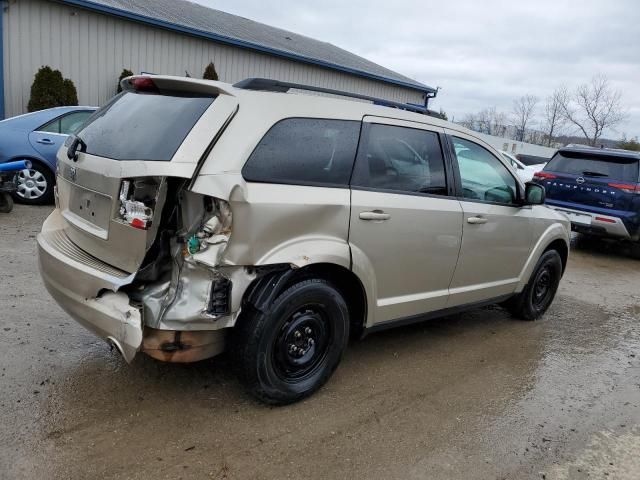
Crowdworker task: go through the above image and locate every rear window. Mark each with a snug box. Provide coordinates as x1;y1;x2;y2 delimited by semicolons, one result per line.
546;151;639;182
75;91;215;161
242;118;361;187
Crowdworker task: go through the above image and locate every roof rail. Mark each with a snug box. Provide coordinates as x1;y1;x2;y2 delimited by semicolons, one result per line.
233;78;440;117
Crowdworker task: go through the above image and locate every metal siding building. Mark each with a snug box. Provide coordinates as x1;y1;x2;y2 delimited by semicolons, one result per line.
1;0;434;119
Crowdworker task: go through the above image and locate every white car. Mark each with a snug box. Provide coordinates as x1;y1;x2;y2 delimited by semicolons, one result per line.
500;151;546;182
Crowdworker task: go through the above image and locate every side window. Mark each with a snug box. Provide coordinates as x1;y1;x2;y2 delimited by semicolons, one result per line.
351;123;448;196
59;111;93;135
242;118;360;187
38;118;61;134
452;137;518;204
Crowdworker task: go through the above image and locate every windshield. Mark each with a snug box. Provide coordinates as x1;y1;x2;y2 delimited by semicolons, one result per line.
545;151;639;182
75;91;215;161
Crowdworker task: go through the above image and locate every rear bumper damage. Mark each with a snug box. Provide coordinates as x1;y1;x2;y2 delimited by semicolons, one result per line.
37;208;245;363
38;211;143;362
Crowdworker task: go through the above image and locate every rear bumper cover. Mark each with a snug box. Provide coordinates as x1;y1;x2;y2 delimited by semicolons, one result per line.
37;210;142;362
547;205;633;239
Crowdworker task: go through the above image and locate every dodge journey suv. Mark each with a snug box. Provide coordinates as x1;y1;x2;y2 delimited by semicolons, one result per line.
38;76;570;404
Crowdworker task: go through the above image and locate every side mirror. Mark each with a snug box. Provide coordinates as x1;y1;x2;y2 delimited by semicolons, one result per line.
524;182;545;205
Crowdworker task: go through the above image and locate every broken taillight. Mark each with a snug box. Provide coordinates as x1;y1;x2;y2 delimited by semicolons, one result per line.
119;180;154;230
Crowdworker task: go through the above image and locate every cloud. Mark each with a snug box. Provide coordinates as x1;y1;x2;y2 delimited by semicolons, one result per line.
196;0;640;138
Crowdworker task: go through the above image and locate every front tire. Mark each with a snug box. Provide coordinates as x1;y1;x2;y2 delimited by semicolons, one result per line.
14;163;54;205
232;278;349;405
505;250;563;321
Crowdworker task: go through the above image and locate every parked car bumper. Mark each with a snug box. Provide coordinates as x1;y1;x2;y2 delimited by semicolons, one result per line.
37;209;142;362
547;205;633;239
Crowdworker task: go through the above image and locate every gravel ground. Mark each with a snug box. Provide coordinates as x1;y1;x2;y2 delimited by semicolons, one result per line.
1;204;639;479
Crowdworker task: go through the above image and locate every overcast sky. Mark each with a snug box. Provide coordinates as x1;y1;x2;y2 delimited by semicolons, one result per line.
197;0;639;138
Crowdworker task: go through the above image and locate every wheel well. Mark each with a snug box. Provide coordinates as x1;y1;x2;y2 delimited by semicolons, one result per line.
243;263;367;338
281;263;368;340
544;239;569;273
10;156;54;174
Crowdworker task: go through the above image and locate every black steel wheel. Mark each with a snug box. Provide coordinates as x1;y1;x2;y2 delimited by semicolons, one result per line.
273;306;332;382
505;249;563;321
232;278;349;405
531;265;554;310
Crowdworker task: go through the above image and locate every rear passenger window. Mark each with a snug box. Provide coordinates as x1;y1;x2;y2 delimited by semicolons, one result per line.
242;118;360;187
351;124;448;196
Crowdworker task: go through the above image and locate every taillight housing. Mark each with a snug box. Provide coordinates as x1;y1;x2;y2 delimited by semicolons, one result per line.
607;182;640;194
118;179;155;230
126;76;159;94
533;171;557;180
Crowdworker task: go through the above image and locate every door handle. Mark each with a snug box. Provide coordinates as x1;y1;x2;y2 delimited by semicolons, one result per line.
36;138;54;145
467;216;487;224
359;210;391;221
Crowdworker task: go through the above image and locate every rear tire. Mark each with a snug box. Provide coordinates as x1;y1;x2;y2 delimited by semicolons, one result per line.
630;241;640;260
232;278;349;405
505;250;563;321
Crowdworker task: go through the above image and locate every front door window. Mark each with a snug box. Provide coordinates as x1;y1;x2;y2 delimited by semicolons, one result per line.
453;137;518;204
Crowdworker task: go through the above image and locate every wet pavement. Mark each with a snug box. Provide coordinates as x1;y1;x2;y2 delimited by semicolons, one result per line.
1;204;639;479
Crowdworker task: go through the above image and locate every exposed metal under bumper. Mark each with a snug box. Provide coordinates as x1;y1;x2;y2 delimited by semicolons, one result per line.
141;327;226;363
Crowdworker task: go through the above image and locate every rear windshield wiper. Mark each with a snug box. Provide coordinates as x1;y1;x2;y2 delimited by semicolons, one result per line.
66;135;87;161
582;170;608;177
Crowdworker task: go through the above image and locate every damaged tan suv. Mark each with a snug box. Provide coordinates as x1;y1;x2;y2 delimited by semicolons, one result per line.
38;76;570;404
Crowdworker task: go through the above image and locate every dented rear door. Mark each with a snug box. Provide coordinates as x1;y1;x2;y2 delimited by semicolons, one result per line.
55;79;239;273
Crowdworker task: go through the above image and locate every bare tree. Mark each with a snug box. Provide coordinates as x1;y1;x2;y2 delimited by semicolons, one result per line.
477;107;507;136
512;94;538;142
459;113;477;130
559;75;626;146
542;87;568;146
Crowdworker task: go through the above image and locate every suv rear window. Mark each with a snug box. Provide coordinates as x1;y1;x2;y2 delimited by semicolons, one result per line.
546;151;639;182
76;91;215;161
242;118;360;187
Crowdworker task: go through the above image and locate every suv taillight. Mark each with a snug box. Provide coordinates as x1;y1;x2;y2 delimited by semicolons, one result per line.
533;171;557;180
607;182;640;194
118;180;154;230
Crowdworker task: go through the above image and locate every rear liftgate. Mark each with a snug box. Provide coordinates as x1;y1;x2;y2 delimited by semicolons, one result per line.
55;76;247;362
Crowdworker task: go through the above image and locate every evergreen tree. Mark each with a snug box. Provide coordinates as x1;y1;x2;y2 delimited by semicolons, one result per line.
27;66;78;112
203;62;219;81
62;79;78;106
117;68;134;93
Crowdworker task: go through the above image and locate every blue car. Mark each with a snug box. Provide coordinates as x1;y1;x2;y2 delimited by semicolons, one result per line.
0;106;96;204
534;145;640;256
